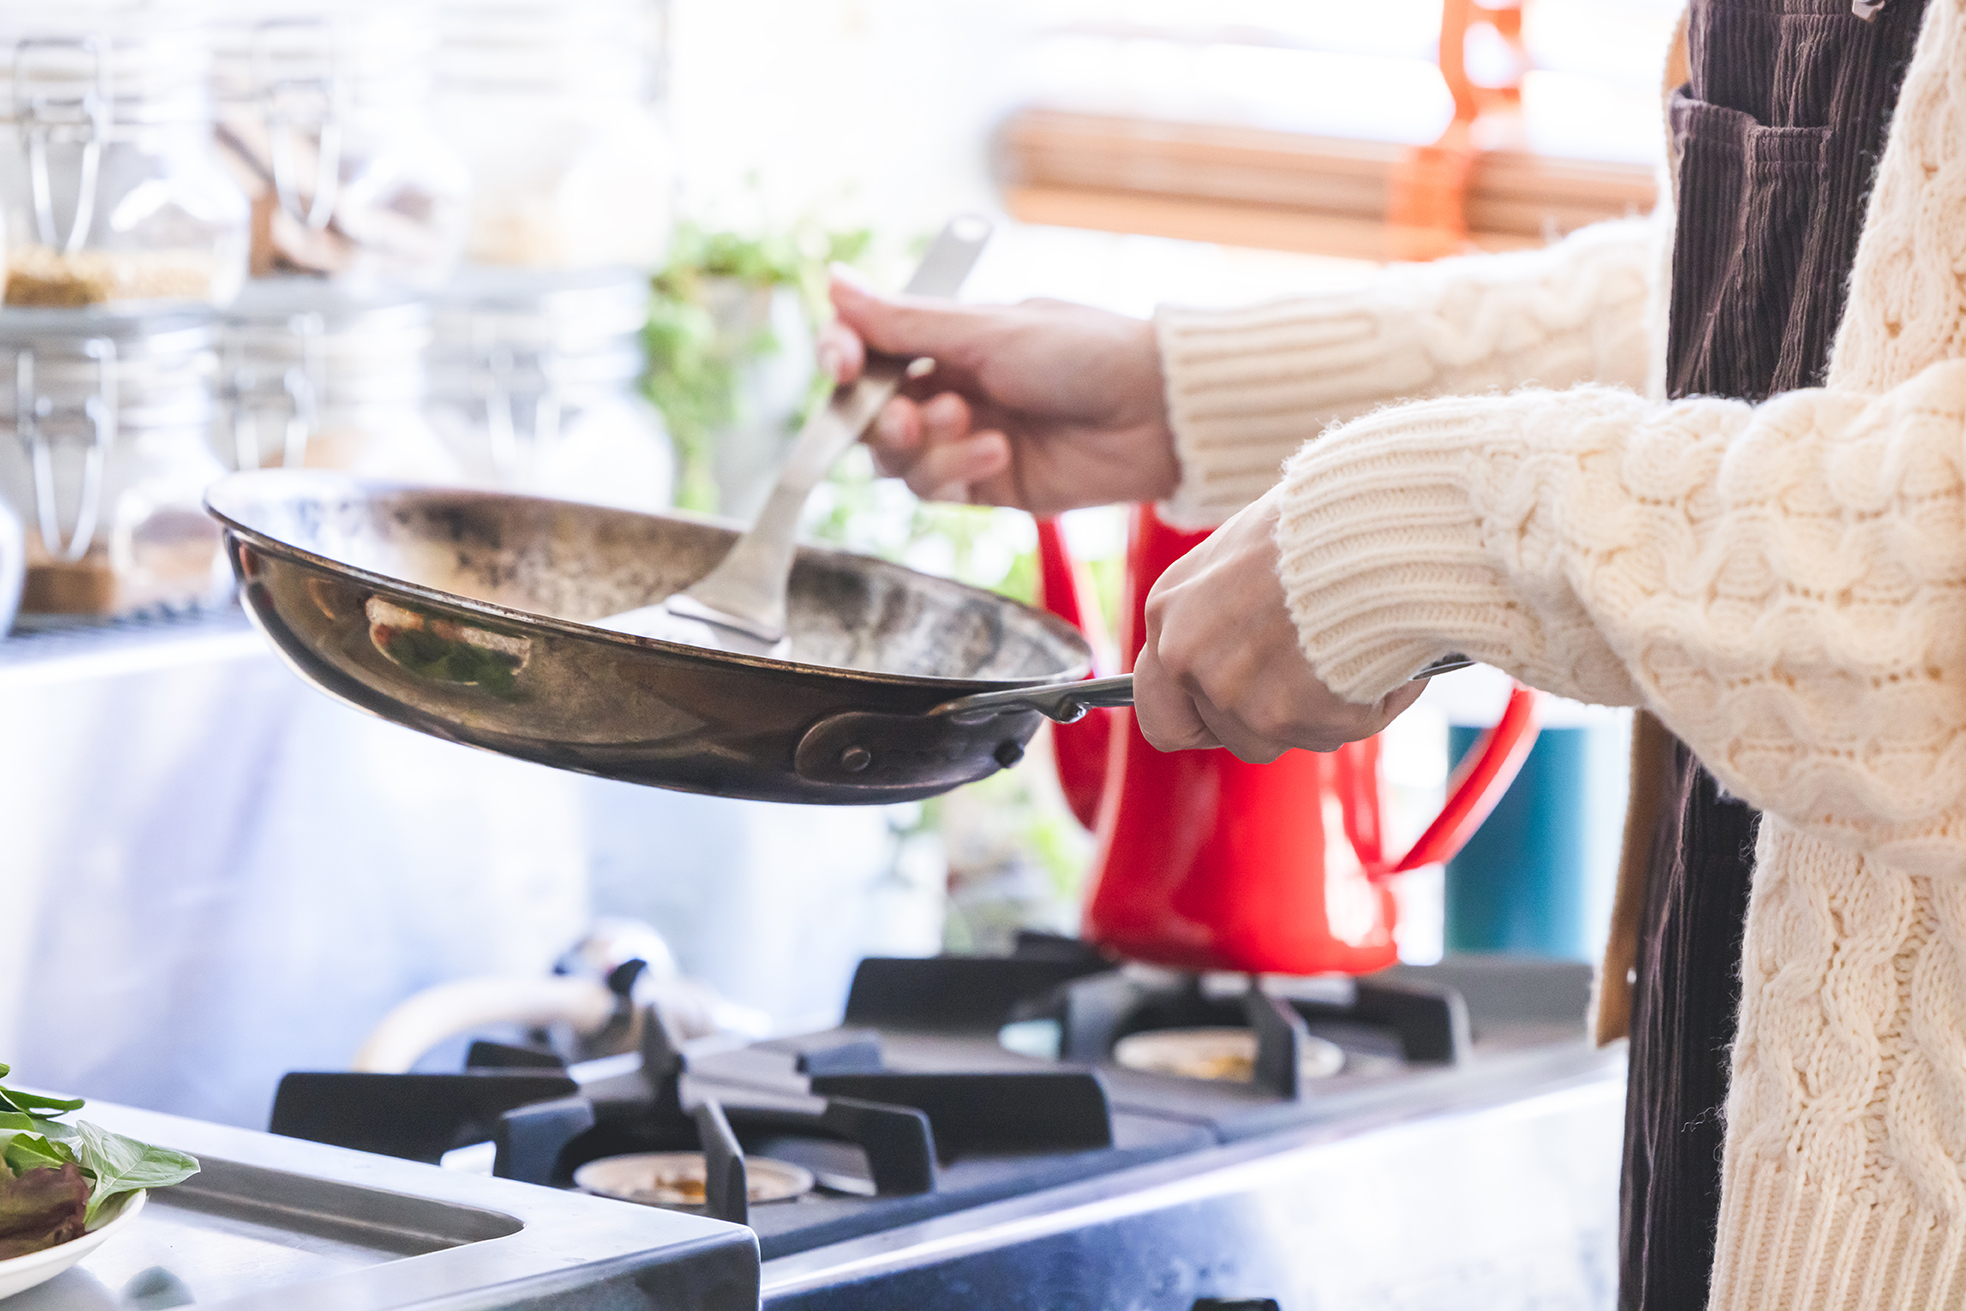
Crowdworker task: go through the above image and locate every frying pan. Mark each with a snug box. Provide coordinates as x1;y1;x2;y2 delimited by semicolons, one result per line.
208;473;1468;804
206;471;1126;804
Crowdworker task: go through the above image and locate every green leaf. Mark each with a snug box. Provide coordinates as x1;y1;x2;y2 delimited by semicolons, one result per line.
0;1066;200;1230
642;216;877;514
383;628;521;696
1;1128;77;1176
67;1121;197;1228
0;1085;85;1118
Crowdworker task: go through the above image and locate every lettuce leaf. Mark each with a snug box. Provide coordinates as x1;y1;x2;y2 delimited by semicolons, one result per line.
65;1121;197;1228
0;1085;83;1118
0;1067;199;1239
0;1161;88;1259
1;1127;77;1177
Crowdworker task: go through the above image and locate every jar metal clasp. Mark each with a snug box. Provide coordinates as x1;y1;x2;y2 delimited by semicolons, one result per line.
471;315;562;484
253;17;344;232
223;310;322;470
16;338;117;562
12;35;112;253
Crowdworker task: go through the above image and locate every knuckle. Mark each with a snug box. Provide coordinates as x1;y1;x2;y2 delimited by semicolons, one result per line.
923;390;967;426
1156;624;1205;678
1245;685;1309;746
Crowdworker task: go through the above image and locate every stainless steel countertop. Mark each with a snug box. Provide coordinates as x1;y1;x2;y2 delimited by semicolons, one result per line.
763;1042;1628;1310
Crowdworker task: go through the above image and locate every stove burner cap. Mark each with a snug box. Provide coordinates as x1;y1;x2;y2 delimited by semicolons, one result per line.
573;1152;816;1209
1113;1027;1344;1083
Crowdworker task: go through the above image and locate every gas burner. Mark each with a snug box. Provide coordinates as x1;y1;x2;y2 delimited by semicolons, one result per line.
575;1150;817;1210
1110;1027;1345;1084
268;939;1594;1262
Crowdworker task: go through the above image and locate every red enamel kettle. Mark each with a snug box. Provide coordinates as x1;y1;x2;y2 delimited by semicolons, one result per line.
1037;505;1539;975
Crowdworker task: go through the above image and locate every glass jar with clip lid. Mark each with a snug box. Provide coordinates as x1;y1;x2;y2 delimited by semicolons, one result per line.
434;0;672;269
0;307;228;617
218;277;456;480
426;265;672;511
0;1;250;307
210;0;469;288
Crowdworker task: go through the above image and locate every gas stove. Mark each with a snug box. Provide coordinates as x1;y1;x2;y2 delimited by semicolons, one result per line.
270;940;1626;1310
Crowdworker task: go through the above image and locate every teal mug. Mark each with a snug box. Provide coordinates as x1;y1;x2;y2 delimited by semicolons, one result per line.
1444;721;1626;961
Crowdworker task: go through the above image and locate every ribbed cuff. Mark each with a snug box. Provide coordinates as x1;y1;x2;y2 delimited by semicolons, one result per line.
1153;218;1654;530
1709;1156;1966;1311
1154;292;1431;528
1271;387;1649;705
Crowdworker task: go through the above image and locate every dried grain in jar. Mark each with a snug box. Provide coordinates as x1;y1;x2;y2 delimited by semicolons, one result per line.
0;2;249;308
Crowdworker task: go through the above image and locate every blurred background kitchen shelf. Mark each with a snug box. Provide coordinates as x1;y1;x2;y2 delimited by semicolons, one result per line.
2;0;1666;1128
0;609;260;687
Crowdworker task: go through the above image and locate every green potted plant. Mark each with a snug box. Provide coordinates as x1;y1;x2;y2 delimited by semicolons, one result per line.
643;221;869;514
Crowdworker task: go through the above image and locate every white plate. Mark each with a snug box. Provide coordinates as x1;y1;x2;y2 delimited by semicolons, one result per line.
0;1189;146;1302
1112;1027;1345;1083
573;1153;814;1209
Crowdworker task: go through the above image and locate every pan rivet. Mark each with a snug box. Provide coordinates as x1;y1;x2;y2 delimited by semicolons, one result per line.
840;746;873;773
993;740;1025;769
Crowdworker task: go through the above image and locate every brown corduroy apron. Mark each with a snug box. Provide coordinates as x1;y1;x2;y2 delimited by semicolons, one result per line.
1619;2;1930;1308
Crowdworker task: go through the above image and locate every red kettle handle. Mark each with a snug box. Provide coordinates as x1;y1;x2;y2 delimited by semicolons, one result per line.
1034;517;1115;831
1337;684;1541;880
1040;508;1540;869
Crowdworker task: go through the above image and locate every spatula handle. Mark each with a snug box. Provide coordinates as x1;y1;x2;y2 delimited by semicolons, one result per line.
677;216;993;640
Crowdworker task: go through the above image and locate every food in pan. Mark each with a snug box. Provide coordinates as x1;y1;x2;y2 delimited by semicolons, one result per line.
366;597;532;696
0;1064;198;1259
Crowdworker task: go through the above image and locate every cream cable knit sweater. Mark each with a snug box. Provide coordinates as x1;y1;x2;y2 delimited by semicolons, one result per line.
1154;0;1966;1306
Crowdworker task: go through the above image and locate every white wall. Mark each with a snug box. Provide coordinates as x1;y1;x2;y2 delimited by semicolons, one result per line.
0;656;589;1126
0;651;926;1126
667;0;1040;235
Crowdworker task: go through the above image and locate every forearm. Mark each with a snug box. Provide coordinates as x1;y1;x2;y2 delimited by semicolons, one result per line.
1154;216;1657;528
1276;360;1966;874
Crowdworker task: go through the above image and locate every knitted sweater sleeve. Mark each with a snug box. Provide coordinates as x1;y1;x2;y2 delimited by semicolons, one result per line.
1153;216;1657;528
1274;360;1966;877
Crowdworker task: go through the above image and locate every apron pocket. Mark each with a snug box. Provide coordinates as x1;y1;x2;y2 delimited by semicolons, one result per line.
1666;90;1833;400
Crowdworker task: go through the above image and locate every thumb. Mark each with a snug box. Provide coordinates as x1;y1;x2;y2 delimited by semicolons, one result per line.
829;267;989;365
1383;679;1428;718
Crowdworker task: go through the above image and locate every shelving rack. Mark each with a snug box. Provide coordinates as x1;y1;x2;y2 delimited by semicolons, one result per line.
0;605;266;690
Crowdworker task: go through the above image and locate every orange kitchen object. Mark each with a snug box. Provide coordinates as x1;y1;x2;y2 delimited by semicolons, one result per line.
1388;0;1533;260
1036;505;1539;975
1033;517;1113;830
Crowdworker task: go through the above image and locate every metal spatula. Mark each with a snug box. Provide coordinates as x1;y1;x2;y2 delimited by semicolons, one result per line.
600;216;994;656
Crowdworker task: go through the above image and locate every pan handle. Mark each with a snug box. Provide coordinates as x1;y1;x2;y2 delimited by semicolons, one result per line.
931;654;1476;727
932;674;1135;726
